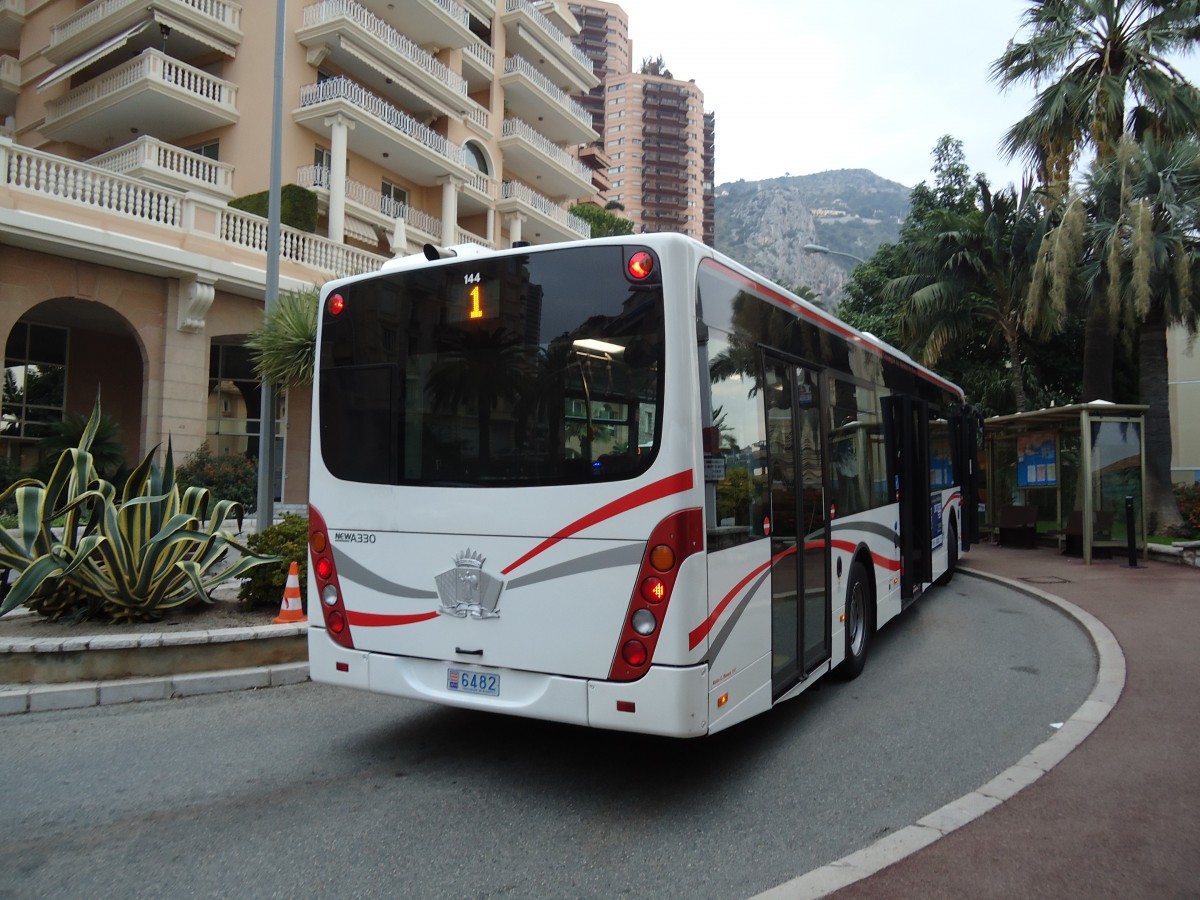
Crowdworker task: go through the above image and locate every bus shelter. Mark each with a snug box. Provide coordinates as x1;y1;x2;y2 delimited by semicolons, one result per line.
980;402;1148;564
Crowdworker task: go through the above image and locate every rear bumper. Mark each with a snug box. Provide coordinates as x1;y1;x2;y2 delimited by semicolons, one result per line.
309;626;709;737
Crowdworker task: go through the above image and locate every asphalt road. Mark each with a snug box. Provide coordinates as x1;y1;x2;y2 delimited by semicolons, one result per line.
0;573;1096;899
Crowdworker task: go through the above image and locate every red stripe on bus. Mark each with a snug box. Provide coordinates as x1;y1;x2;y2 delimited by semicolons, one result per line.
830;538;901;572
501;469;695;574
689;545;796;650
347;610;439;627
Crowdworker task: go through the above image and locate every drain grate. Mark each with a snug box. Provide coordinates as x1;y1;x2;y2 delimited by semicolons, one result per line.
1019;575;1071;584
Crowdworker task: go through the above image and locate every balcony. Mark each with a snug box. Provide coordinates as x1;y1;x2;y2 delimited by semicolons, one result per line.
297;163;443;244
500;55;596;145
299;0;484;124
45;0;242;66
294;75;474;185
353;0;472;51
89;135;235;198
1;138;384;284
461;38;496;93
497;180;590;244
500;0;597;92
0;0;24;51
42;49;239;150
498;117;593;199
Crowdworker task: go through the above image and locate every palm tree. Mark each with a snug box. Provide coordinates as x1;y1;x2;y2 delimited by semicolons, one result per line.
991;0;1200;400
245;288;320;387
886;177;1056;412
1072;137;1200;532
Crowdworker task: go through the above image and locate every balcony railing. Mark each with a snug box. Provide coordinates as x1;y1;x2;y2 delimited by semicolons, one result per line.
50;0;241;47
503;0;591;71
503;55;592;130
501;118;591;183
302;0;467;98
297;164;442;238
501;180;589;238
2;139;383;279
44;49;238;125
299;76;465;166
89;135;235;196
464;39;494;73
0;54;17;91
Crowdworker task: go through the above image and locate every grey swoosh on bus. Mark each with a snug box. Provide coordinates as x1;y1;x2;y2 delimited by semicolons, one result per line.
831;520;900;542
707;569;771;664
505;543;645;591
332;550;438;599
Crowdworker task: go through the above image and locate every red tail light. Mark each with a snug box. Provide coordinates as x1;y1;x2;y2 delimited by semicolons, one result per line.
608;508;703;681
309;504;354;649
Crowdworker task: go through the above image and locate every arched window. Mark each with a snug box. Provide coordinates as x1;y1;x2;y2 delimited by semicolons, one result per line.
463;141;489;175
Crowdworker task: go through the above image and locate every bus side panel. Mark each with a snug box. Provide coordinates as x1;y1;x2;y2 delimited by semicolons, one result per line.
701;538;772;699
708;652;772;734
830;507;904;630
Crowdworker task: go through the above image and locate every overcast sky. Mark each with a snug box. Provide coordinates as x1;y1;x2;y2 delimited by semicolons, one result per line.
610;0;1200;189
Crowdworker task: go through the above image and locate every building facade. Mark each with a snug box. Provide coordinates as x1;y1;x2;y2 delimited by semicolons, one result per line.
1;0;602;505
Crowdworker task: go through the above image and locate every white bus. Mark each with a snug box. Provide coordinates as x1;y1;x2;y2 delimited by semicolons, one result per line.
306;234;977;737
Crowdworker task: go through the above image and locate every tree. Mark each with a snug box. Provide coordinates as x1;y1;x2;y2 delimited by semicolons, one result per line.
886;177;1057;412
1047;137;1200;533
639;55;673;79
245;288;320;387
570;203;634;238
991;0;1200;400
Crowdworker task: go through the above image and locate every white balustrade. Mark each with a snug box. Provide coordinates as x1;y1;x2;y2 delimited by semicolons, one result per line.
45;49;238;124
503;0;592;70
501;179;590;238
3;138;383;278
50;0;241;47
501;118;591;183
302;0;467;97
89;135;235;195
504;55;592;129
299;76;463;164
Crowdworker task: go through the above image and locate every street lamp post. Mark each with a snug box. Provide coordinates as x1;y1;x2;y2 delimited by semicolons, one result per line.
255;0;286;531
803;243;867;265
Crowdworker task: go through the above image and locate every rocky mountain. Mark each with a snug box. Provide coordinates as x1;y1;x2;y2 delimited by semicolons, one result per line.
713;169;913;304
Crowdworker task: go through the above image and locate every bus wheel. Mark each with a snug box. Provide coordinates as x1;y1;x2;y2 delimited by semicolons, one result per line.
937;521;959;585
836;560;870;680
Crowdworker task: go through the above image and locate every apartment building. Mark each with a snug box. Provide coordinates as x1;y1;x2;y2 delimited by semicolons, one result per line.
566;2;714;243
0;0;601;504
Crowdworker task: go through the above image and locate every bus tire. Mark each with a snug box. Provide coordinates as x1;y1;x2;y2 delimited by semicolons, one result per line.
937;520;959;585
836;559;870;680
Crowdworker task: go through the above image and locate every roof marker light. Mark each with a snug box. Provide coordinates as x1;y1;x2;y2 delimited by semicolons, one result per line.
628;251;654;280
328;293;345;316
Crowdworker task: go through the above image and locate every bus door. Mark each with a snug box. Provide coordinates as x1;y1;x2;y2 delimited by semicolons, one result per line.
763;354;830;697
950;409;982;546
883;395;931;600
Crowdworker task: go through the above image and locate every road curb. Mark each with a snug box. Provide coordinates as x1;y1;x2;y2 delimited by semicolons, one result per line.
751;566;1126;900
1;661;310;716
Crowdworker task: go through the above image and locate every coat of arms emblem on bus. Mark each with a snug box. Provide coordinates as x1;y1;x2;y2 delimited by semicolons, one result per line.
435;549;503;619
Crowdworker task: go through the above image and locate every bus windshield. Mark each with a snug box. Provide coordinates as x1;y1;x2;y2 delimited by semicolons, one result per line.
318;244;664;487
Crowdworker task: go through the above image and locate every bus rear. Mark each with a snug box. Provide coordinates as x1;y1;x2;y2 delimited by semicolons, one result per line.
307;236;713;736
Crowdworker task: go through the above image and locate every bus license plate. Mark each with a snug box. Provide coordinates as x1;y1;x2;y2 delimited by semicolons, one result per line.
447;667;500;696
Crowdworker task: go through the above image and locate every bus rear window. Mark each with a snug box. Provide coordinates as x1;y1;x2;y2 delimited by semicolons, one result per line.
318;245;664;487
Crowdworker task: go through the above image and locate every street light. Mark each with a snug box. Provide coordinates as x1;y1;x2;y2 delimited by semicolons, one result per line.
255;0;286;531
803;243;867;265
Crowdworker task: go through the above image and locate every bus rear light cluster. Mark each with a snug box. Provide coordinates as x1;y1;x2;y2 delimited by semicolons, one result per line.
608;508;703;682
309;504;355;649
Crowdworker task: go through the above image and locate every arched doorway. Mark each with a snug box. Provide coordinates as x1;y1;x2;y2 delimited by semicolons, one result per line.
3;299;145;474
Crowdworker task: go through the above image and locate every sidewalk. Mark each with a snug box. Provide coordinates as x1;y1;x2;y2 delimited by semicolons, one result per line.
799;541;1200;898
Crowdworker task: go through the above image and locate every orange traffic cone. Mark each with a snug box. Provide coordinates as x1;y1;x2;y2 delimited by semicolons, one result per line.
273;561;307;624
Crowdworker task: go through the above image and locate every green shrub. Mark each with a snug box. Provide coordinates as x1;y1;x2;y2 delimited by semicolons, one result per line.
1174;482;1200;534
0;399;278;623
228;184;319;233
177;443;258;514
238;513;309;611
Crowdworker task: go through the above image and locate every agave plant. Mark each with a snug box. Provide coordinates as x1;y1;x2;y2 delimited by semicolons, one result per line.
0;399;278;623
